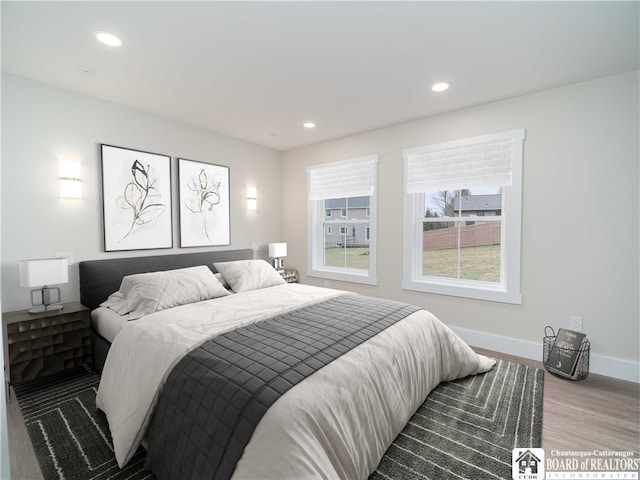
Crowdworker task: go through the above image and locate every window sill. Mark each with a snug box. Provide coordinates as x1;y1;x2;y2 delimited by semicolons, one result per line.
308;268;377;286
401;278;522;305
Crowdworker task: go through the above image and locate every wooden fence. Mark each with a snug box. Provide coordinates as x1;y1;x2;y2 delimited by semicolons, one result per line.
423;222;501;250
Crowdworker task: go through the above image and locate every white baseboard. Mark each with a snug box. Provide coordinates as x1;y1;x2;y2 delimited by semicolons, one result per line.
451;326;639;384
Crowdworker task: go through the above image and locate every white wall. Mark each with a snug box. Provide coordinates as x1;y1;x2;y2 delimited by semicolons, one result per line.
1;73;283;312
0;88;11;475
283;71;639;381
2;71;638;382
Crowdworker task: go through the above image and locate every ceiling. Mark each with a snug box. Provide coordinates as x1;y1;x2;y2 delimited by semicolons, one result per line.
2;1;638;151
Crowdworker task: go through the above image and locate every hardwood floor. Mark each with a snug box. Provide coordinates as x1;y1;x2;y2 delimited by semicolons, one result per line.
7;390;42;480
6;349;639;479
473;348;640;455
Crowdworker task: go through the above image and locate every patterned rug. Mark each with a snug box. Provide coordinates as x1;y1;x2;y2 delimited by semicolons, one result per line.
370;359;544;479
14;359;543;480
13;366;150;480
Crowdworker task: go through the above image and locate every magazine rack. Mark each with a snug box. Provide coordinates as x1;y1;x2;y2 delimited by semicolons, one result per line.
543;326;590;381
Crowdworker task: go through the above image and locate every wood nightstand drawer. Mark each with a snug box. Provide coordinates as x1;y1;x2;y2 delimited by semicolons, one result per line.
2;302;90;385
280;269;298;283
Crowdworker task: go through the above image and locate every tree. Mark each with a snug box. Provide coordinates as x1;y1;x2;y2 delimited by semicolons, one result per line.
423;207;454;231
431;189;470;216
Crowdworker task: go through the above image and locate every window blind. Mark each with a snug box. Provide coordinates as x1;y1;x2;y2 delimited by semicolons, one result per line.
405;129;524;193
308;155;377;200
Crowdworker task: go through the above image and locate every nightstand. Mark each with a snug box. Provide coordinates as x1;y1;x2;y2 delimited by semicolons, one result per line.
280;269;299;283
2;302;91;389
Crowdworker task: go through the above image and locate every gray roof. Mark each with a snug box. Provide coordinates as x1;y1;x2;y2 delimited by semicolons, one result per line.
325;196;370;208
453;194;502;212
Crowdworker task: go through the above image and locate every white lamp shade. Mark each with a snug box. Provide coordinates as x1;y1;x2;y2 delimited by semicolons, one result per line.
268;243;287;258
19;258;68;287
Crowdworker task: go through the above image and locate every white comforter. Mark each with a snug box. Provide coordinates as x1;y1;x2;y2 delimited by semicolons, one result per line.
96;283;495;479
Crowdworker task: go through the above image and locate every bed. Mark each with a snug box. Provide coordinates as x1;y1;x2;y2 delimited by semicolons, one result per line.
79;249;495;480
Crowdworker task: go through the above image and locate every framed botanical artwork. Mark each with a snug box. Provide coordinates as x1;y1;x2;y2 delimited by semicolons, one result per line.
100;144;173;251
178;158;231;247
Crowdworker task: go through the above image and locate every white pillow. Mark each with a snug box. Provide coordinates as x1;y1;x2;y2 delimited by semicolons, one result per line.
214;259;286;293
214;272;231;289
99;291;130;315
117;265;230;319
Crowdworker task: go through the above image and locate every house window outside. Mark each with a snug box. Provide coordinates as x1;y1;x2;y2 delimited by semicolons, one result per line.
308;155;378;285
403;130;524;304
325;209;332;218
321;197;371;271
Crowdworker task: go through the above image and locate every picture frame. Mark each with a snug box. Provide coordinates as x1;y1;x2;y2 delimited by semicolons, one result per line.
178;158;231;247
100;144;173;252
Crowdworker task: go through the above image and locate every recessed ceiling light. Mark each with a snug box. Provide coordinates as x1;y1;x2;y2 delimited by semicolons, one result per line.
95;31;122;47
431;82;450;92
303;122;316;129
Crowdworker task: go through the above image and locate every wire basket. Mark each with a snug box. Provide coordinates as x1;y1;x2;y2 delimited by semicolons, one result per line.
543;326;590;381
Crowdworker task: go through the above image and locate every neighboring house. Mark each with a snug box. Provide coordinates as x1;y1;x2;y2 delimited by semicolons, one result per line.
324;196;370;248
452;194;502;217
424;194;503;250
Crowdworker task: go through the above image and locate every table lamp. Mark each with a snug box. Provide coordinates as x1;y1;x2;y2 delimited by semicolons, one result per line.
19;258;68;313
268;243;287;272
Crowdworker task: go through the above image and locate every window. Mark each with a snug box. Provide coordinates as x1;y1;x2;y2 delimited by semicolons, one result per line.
308;155;378;285
403;130;524;304
325;209;332;218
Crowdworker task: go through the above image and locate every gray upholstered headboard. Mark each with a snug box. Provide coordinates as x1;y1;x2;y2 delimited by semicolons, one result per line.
79;249;254;311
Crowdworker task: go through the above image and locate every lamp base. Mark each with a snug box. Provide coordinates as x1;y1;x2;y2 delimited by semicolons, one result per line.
28;304;63;314
272;257;284;272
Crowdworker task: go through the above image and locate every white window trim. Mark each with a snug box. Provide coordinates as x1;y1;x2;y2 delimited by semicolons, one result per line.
308;155;378;286
402;130;524;304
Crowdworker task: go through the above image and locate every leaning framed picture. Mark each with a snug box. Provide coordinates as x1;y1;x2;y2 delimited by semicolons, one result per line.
178;158;231;247
100;144;173;251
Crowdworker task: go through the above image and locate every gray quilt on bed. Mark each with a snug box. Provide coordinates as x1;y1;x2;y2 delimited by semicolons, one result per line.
144;294;421;480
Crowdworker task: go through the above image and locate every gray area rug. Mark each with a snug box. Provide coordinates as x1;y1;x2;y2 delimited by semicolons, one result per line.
14;365;151;480
370;358;544;480
14;359;542;480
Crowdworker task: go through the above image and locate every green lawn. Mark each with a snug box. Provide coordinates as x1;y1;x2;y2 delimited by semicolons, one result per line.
423;244;500;282
324;247;369;270
324;245;500;282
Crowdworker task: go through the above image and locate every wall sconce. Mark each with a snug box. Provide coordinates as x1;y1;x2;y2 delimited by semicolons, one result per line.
246;187;257;211
60;161;82;199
